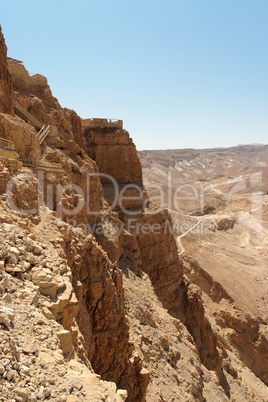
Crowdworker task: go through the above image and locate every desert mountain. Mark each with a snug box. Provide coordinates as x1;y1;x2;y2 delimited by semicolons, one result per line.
0;26;267;401
139;145;268;399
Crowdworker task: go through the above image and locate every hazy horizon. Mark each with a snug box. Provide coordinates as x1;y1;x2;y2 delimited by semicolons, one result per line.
138;142;267;152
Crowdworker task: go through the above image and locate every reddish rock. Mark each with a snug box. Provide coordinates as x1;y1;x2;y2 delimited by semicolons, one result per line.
124;208;184;314
84;127;143;185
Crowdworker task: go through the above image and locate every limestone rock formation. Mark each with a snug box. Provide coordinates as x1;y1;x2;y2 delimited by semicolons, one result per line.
84;123;142;185
124;208;184;314
0;27;13;114
0;113;41;163
83;122;147;213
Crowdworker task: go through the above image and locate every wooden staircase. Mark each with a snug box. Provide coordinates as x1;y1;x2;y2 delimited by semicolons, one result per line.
14;101;50;144
12;102;64;172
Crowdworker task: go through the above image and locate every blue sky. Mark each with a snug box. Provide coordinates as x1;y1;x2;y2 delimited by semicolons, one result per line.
1;0;268;150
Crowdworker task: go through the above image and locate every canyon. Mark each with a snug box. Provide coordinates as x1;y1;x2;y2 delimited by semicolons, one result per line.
0;26;267;401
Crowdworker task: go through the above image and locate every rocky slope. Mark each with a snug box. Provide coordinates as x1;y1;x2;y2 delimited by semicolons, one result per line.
0;26;267;401
139;146;268;400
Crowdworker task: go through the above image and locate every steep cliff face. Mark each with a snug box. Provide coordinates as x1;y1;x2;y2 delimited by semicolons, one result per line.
82;120;226;389
8;57;84;151
0;32;41;162
84;124;142;185
0;27;13;114
83;123;146;214
124;208;184;313
64;227;131;381
83;123;188;335
178;280;222;377
0;33;149;400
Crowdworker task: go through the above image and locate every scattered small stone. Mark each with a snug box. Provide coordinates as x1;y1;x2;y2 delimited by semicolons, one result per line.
57;330;74;356
2;293;13;303
0;305;14;328
0;363;5;374
6;369;16;381
33;245;43;256
14;387;29;402
22;344;38;355
19;364;30;375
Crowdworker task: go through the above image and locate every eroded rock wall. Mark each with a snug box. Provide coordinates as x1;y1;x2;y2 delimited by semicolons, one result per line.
0;32;149;399
82;115;226;390
84;127;143;185
0;27;13;114
0;113;41;162
124;208;184;313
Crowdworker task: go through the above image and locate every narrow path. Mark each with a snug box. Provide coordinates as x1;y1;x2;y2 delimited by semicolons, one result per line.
177;220;202;256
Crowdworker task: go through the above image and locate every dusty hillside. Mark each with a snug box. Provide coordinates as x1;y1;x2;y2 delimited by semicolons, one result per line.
0;25;267;401
139;146;268;398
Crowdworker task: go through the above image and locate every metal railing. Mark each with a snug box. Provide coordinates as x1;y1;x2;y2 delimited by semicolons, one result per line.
37;125;50;144
0;137;15;150
86;118;123;129
38;161;63;171
21;159;64;171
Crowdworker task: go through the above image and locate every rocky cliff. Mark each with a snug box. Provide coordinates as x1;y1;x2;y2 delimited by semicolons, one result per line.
0;28;41;163
0;27;13;115
0;28;267;402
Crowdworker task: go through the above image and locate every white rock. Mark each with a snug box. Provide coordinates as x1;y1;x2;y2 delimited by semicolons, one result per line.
6;369;16;381
0;305;15;328
9;246;20;257
19;364;31;375
117;389;128;401
33;245;43;255
2;358;11;367
0;363;5;374
36;385;45;400
2;293;12;303
15;388;29;402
